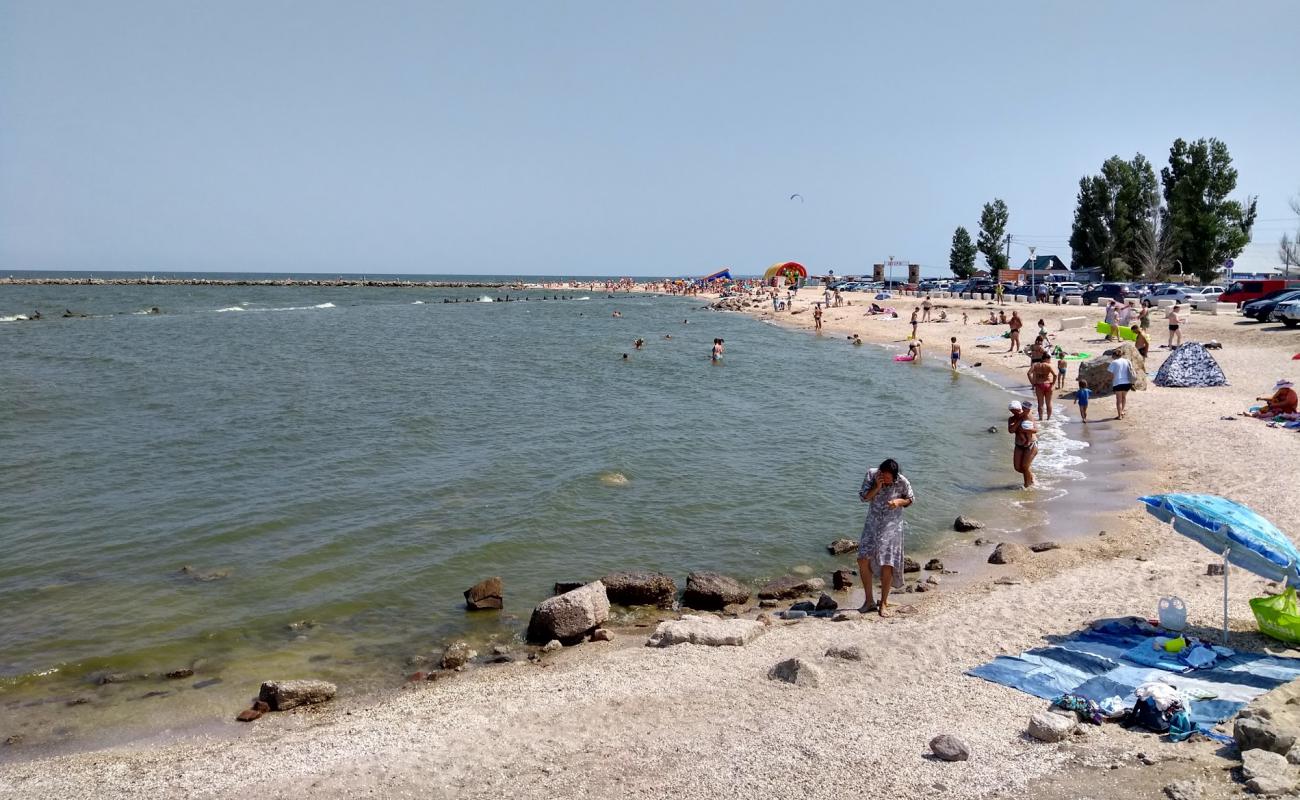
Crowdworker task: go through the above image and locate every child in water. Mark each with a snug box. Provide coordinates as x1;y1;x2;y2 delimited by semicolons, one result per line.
1075;378;1091;423
949;337;961;371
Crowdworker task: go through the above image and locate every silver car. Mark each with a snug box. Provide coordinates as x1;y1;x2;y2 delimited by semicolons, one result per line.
1273;299;1300;328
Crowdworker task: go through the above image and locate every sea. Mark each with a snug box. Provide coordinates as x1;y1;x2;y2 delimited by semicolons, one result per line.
0;272;1090;755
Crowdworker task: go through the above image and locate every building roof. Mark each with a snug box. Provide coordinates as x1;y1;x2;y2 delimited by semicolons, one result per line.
1020;255;1068;271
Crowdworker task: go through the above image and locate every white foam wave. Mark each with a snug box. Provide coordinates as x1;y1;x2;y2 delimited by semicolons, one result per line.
412;301;425;305
313;302;335;309
1027;408;1089;485
576;296;591;301
0;314;28;322
215;306;245;312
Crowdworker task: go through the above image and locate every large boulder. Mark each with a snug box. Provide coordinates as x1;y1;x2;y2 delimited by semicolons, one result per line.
989;542;1030;565
953;516;984;532
463;576;503;610
527;580;610;643
768;657;823;687
1077;341;1147;396
757;575;826;600
681;572;751;610
1236;715;1297;755
257;679;337;711
1027;710;1075;742
600;572;677;608
1241;749;1295;795
646;615;764;647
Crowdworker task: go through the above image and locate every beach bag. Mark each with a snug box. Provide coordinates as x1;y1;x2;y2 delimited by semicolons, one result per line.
1158;596;1187;631
1250;587;1300;644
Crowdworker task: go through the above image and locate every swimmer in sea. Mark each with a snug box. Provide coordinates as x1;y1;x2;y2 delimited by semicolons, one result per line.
622;353;629;360
711;338;723;362
634;338;644;350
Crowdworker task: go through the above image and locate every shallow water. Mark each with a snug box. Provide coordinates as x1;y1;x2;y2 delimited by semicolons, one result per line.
1;282;1071;751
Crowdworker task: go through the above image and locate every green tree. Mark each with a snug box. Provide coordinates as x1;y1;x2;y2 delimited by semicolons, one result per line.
1278;189;1299;272
1068;154;1159;279
976;199;1009;273
1161;138;1257;283
948;226;977;278
1069;175;1110;270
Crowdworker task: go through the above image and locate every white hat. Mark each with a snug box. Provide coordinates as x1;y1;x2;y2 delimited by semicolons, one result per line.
1277;380;1295;388
1008;401;1023;412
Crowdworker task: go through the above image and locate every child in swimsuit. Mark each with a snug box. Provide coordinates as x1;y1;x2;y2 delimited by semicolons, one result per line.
1075;379;1091;423
950;337;961;371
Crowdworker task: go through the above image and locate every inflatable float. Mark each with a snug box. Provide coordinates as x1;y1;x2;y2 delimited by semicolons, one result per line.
893;354;916;362
1095;321;1138;341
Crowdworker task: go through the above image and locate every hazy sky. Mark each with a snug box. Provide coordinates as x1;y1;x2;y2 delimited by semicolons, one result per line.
3;1;1298;276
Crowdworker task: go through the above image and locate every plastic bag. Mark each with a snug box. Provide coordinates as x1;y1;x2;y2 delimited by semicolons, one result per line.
1250;587;1300;644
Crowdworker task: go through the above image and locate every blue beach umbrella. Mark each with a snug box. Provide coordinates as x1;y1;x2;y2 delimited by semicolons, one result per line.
1140;494;1300;642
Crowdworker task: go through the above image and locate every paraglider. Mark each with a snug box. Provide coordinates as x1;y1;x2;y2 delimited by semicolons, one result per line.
789;193;804;203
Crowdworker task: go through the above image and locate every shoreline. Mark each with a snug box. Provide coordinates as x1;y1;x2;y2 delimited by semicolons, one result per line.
2;288;1298;799
0;291;1132;767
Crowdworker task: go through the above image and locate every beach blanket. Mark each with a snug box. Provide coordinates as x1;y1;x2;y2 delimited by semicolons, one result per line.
967;618;1300;725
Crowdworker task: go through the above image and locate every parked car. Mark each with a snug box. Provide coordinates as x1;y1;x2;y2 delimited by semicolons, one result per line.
1053;282;1085;298
1144;286;1186;305
1081;283;1139;305
1178;286;1226;304
1273;299;1300;328
1221;279;1300;306
1243;289;1300;321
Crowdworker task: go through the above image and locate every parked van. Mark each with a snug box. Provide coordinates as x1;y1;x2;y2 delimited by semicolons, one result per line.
1221;279;1300;305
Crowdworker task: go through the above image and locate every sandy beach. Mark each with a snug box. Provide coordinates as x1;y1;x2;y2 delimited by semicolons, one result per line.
3;290;1299;800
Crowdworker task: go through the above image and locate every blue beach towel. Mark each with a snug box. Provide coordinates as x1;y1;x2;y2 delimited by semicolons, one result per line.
967;618;1300;725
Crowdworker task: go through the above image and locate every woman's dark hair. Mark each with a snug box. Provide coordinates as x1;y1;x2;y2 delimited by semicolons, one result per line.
878;458;900;478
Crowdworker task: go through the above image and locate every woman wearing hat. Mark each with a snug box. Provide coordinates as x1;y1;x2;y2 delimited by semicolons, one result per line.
1008;401;1038;488
1251;380;1298;418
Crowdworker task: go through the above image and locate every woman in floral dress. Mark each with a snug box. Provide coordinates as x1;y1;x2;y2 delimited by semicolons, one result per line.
856;458;914;617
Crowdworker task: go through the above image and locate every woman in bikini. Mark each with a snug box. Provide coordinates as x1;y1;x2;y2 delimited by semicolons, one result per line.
1008;401;1039;488
1027;358;1057;420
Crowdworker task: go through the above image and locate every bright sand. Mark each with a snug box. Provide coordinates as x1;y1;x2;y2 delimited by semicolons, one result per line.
2;290;1298;800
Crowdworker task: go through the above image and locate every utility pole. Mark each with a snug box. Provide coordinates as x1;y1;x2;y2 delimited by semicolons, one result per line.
1004;234;1011;277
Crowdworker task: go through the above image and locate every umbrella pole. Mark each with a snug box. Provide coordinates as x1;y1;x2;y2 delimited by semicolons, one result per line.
1222;548;1230;645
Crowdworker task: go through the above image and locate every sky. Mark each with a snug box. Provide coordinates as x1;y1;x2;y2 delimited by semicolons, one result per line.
2;1;1298;277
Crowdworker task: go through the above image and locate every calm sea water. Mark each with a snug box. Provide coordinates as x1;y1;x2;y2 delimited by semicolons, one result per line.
0;280;1058;751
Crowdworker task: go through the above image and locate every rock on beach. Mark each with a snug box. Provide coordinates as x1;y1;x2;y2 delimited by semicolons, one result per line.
989;542;1030;565
953;516;985;532
827;538;857;555
831;569;855;590
768;657;822;687
681;572;752;610
257;680;337;711
929;734;970;762
1027;710;1076;742
600;571;677;608
1078;341;1147;395
527;580;610;643
646;616;764;647
757;575;825;600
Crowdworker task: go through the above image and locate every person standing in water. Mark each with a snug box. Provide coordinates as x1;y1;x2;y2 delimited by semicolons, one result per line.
950;337;961;371
711;338;724;362
1008;401;1038;488
1027;356;1057;420
856;458;914;618
813;303;823;330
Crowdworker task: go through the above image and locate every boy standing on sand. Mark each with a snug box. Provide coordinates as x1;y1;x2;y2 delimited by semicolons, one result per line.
950;337;961;371
1075;379;1091;423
